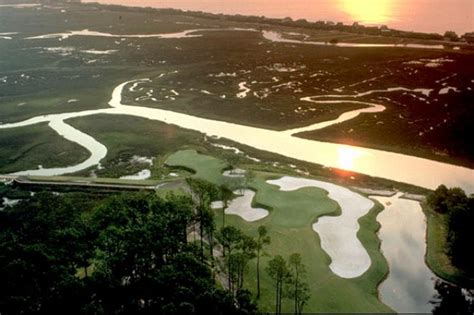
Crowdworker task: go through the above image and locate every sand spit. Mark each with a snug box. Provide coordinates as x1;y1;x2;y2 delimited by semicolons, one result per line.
284;100;385;135
119;169;151;180
223;169;246;178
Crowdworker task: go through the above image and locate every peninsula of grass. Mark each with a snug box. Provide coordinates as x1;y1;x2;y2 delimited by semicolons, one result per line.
423;204;474;287
165;149;392;312
165;149;229;184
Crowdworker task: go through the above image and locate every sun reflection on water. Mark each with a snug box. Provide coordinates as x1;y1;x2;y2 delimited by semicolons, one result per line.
337;147;364;170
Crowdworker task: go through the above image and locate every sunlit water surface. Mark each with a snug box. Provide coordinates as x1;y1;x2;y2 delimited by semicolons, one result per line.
373;194;437;313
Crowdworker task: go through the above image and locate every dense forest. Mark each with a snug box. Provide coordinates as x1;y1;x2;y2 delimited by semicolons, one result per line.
0;179;311;314
0;189;257;314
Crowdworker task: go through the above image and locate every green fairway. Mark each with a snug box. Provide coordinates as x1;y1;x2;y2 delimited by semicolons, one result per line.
165;150;391;312
218;178;390;313
165;149;229;184
423;204;473;286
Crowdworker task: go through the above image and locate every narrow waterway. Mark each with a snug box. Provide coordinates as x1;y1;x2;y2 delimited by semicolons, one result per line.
263;31;449;50
373;193;437;313
1;77;473;193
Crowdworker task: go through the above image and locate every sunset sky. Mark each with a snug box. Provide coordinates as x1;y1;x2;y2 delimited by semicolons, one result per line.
84;0;474;34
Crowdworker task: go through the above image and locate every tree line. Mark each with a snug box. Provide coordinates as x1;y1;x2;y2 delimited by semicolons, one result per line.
427;185;474;274
79;1;474;43
0;191;255;314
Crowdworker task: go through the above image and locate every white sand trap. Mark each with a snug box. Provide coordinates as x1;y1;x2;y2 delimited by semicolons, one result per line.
211;201;224;209
267;176;373;278
223;168;246;178
225;189;268;222
130;155;154;166
119;169;151;180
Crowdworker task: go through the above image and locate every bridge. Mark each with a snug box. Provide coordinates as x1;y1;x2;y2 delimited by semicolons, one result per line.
1;175;183;192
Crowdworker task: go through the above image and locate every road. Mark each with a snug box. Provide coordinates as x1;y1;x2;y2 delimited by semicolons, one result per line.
1;175;184;192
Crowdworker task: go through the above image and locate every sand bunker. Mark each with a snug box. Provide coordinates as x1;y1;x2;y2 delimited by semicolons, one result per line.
119;169;151;180
267;176;373;278
223;168;246;178
211;201;224;209
213;189;268;222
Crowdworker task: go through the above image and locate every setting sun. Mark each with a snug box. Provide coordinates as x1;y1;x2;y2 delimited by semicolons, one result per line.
1;1;473;314
339;0;393;24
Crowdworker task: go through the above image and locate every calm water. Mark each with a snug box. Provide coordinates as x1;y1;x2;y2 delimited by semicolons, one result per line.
85;0;474;34
2;78;473;193
374;194;437;313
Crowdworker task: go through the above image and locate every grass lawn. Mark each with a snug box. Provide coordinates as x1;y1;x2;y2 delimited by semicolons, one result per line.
165;149;229;184
166;150;391;312
423;204;474;287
